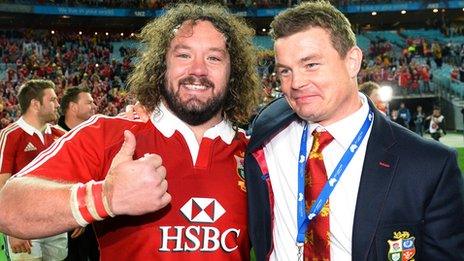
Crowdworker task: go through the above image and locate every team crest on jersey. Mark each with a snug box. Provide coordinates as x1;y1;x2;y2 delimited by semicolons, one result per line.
24;142;37;152
387;231;416;261
234;152;246;192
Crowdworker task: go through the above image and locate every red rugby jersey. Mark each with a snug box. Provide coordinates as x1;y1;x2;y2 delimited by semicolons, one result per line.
19;105;249;261
0;117;64;175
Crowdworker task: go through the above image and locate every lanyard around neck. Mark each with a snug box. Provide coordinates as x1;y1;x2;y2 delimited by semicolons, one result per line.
296;109;374;245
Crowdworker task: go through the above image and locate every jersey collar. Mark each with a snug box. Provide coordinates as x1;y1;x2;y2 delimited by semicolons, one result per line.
150;102;236;145
17;117;51;144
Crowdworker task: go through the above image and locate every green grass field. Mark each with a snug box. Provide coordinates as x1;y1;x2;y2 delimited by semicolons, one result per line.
457;148;464;172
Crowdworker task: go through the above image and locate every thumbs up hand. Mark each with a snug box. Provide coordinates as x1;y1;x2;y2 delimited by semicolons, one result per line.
104;130;171;216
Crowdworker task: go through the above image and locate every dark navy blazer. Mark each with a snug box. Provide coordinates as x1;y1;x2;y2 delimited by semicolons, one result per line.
245;97;464;261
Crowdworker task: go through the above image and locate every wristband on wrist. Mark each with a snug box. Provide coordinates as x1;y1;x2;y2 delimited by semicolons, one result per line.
102;186;115;218
91;181;115;218
86;181;104;221
70;180;115;226
77;183;94;224
69;183;89;227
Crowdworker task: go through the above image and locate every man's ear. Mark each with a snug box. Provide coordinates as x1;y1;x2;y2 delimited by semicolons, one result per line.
345;46;363;79
30;98;40;111
70;102;78;113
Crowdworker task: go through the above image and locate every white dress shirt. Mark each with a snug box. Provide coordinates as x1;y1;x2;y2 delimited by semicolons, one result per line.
264;93;373;260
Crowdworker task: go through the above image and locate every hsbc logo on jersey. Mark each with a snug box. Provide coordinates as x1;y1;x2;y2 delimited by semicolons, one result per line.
180;197;225;223
159;197;241;253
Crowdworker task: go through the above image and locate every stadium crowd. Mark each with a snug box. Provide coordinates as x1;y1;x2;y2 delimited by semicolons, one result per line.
0;26;463;130
2;0;436;9
259;34;464;99
0;30;135;129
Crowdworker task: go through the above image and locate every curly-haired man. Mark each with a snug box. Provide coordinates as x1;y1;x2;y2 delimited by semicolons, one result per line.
0;4;260;260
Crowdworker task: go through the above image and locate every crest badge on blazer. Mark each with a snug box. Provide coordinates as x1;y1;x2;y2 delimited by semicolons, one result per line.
234;152;246;192
387;231;416;261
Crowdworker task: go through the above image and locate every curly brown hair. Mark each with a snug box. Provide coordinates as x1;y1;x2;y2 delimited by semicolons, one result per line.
128;3;261;127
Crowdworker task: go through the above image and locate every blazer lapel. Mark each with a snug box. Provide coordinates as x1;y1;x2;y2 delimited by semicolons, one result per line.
248;97;298;153
352;107;399;260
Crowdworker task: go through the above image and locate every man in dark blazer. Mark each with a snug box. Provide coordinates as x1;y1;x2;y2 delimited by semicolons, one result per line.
244;1;464;260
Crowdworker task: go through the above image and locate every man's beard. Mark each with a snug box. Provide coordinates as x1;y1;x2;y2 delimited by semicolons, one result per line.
161;76;227;126
39;111;58;123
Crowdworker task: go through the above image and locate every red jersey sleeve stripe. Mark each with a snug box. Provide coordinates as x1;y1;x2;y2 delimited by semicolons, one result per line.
0;123;20;172
14;115;102;178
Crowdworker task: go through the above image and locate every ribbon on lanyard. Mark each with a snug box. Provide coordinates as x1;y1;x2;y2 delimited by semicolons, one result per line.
296;109;374;245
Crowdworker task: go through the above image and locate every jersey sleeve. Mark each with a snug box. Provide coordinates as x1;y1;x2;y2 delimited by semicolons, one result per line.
14;116;139;183
0;125;18;174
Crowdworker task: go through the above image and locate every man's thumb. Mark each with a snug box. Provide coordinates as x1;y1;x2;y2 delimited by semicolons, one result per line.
109;130;136;170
